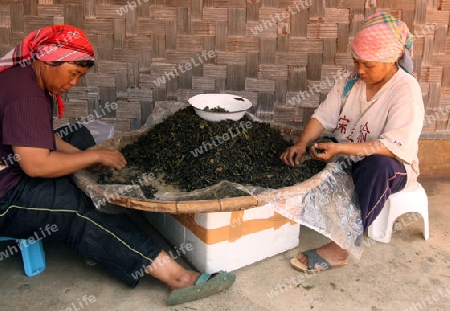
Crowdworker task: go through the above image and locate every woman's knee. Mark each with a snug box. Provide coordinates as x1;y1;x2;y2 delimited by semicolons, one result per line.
351;155;406;182
354;155;404;172
55;124;96;151
361;154;396;166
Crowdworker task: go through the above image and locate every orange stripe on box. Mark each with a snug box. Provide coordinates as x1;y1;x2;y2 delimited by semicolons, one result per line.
172;211;297;245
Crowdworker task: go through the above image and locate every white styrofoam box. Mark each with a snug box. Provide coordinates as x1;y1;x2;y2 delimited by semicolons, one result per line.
193;211;231;229
144;204;300;273
192;203;274;229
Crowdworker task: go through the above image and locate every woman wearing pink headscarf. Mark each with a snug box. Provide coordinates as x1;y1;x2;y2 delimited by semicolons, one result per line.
281;12;424;272
0;25;234;306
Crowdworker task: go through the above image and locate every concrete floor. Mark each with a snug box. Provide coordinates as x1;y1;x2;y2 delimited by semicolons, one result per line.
0;175;449;311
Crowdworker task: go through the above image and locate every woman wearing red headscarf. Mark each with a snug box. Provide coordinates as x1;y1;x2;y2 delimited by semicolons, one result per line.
0;24;234;306
281;13;424;273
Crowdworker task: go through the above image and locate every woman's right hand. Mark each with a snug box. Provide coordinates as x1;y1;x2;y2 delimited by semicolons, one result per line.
92;149;127;171
280;145;306;167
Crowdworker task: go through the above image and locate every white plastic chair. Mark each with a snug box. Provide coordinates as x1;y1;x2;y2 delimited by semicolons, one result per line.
368;181;429;243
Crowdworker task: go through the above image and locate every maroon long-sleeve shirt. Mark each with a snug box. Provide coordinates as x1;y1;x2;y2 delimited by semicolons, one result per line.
0;65;56;197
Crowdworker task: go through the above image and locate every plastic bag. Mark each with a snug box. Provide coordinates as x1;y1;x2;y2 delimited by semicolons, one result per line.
83;120;114;144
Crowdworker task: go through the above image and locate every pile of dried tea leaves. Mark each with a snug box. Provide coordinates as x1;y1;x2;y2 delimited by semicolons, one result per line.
203;106;229;112
99;106;326;197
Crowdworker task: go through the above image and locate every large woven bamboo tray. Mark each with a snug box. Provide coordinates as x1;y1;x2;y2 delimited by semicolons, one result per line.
74;121;330;214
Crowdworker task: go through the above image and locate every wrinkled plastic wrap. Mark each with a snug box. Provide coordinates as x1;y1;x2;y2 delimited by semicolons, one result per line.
73;102;365;260
259;159;364;261
83;120;114;144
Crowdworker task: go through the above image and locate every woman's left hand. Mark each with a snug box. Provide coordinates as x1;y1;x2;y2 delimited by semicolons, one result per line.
310;142;339;161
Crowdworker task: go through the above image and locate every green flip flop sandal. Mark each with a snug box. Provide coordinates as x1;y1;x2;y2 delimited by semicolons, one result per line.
166;270;236;306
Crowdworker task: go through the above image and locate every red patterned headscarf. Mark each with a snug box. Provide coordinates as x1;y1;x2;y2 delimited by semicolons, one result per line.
0;24;94;118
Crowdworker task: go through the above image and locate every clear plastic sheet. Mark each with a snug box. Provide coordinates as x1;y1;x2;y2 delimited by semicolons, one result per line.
155;180;269;201
74;101;365;261
83;120;114;144
259;158;364;261
74;170;148;209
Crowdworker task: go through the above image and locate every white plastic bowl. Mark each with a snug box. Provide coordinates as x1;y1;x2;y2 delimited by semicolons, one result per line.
188;94;253;122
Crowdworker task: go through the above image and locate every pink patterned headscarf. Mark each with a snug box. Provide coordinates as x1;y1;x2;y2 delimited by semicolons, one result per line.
351;12;414;74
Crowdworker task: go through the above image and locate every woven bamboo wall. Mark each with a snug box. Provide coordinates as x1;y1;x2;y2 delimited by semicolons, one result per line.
1;0;449;137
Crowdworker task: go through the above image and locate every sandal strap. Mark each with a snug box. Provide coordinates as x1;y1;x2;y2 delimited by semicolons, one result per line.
303;249;331;271
195;270;225;285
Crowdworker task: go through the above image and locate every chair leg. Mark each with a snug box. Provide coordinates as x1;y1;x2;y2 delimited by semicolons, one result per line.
368;203;392;243
422;209;430;240
18;239;46;277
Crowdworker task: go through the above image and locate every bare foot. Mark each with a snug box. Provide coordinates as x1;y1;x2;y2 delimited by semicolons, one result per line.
167;271;226;291
145;251;201;290
297;241;348;271
168;270;201;290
